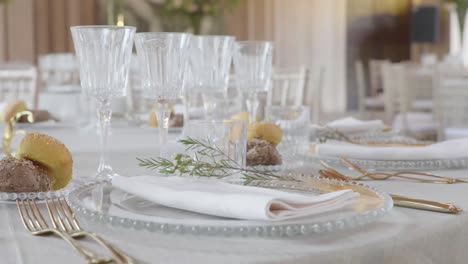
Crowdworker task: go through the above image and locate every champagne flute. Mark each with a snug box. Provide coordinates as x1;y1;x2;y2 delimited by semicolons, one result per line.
71;26;136;180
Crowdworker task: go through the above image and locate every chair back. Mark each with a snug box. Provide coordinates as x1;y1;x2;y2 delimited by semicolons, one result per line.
310;67;324;124
394;64;434;115
355;60;366;115
381;62;402;122
434;73;468;140
0;64;38;108
38;53;79;92
369;59;387;96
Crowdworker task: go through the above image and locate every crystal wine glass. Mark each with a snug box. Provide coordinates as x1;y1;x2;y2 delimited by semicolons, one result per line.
71;26;136;180
233;41;274;122
135;32;191;148
189;35;235;120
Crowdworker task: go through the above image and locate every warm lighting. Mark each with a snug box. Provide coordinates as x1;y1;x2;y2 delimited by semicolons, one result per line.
116;13;124;26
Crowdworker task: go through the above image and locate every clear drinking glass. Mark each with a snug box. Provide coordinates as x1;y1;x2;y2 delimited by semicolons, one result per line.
265;105;310;157
189;35;235;120
71;26;136;180
183;119;247;168
135;32;191;148
233;41;273;122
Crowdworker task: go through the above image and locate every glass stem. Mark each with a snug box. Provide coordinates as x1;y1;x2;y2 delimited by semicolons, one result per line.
246;92;259;123
156;99;171;146
97;98;113;178
182;94;189;130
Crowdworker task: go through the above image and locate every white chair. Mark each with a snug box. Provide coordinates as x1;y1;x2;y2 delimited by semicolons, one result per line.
38;53;82;121
0;63;38;109
38;53;80;92
401;65;434;112
355;60;384;116
369;59;387;96
267;66;307;107
310;67;324;124
434;74;468;140
381;61;400;123
389;62;437;140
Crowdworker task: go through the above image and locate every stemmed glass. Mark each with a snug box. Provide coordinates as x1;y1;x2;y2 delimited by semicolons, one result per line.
135;32;191;148
233;41;274;122
189;35;235;120
71;26;136;180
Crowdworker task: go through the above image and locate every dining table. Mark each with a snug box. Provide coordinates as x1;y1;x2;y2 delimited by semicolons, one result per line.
0;124;467;264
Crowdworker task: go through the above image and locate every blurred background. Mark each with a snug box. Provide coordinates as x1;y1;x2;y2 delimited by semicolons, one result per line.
0;0;464;115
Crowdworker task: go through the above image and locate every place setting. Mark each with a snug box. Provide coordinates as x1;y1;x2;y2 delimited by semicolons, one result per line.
1;1;468;263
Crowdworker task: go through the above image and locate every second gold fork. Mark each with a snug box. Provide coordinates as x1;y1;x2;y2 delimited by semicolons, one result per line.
46;198;134;264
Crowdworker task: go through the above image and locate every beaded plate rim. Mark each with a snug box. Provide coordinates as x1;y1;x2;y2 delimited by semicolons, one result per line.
67;177;393;238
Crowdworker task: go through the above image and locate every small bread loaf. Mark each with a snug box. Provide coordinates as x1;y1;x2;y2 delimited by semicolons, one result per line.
16;132;73;190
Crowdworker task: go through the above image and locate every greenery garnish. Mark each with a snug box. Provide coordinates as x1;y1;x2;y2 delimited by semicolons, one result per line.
318;128;353;143
137;137;298;185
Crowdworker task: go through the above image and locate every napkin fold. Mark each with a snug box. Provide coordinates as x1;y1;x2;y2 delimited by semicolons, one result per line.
112;176;359;221
315;138;468;160
327;117;385;134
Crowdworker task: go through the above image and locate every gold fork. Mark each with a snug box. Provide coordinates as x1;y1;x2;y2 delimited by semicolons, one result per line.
320;159;457;184
339;157;468;184
46;198;134;264
16;199;114;264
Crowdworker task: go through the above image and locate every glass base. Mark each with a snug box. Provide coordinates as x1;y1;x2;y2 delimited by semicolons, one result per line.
94;168;118;182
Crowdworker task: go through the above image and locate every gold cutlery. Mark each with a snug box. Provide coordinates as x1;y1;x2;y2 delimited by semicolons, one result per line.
17;199;115;263
45;198;134;264
324;128;431;147
339;157;468;184
389;194;462;214
318;169;462;214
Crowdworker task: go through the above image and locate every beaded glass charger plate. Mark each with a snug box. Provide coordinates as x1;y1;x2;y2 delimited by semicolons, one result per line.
0;178;84;203
67;177;392;238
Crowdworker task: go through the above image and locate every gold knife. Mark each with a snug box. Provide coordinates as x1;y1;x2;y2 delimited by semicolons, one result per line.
390;194;462;214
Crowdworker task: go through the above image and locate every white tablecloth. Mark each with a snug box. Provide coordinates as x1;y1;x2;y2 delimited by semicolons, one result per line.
1;125;468;264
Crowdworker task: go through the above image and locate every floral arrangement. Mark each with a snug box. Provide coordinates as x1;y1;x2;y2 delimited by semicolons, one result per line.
124;0;241;34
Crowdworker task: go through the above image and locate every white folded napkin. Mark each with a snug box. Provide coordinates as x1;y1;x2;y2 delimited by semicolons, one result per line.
315;138;468;160
327;117;384;134
112;175;359;221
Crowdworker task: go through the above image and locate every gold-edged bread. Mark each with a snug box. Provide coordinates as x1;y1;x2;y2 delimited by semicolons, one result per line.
16;132;73;190
1;100;27;122
247;122;283;146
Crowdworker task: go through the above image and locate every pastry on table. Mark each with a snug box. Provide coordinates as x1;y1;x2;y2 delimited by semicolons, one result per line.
18;110;57;123
0;132;73;192
0;157;50;192
0;99;57;123
246;121;283;166
0;99;27;122
247;138;282;166
148;109;184;128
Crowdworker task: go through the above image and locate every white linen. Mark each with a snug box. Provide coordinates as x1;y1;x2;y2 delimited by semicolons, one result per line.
445;128;468;140
326;117;385;134
112;175;358;221
315;138;468;160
